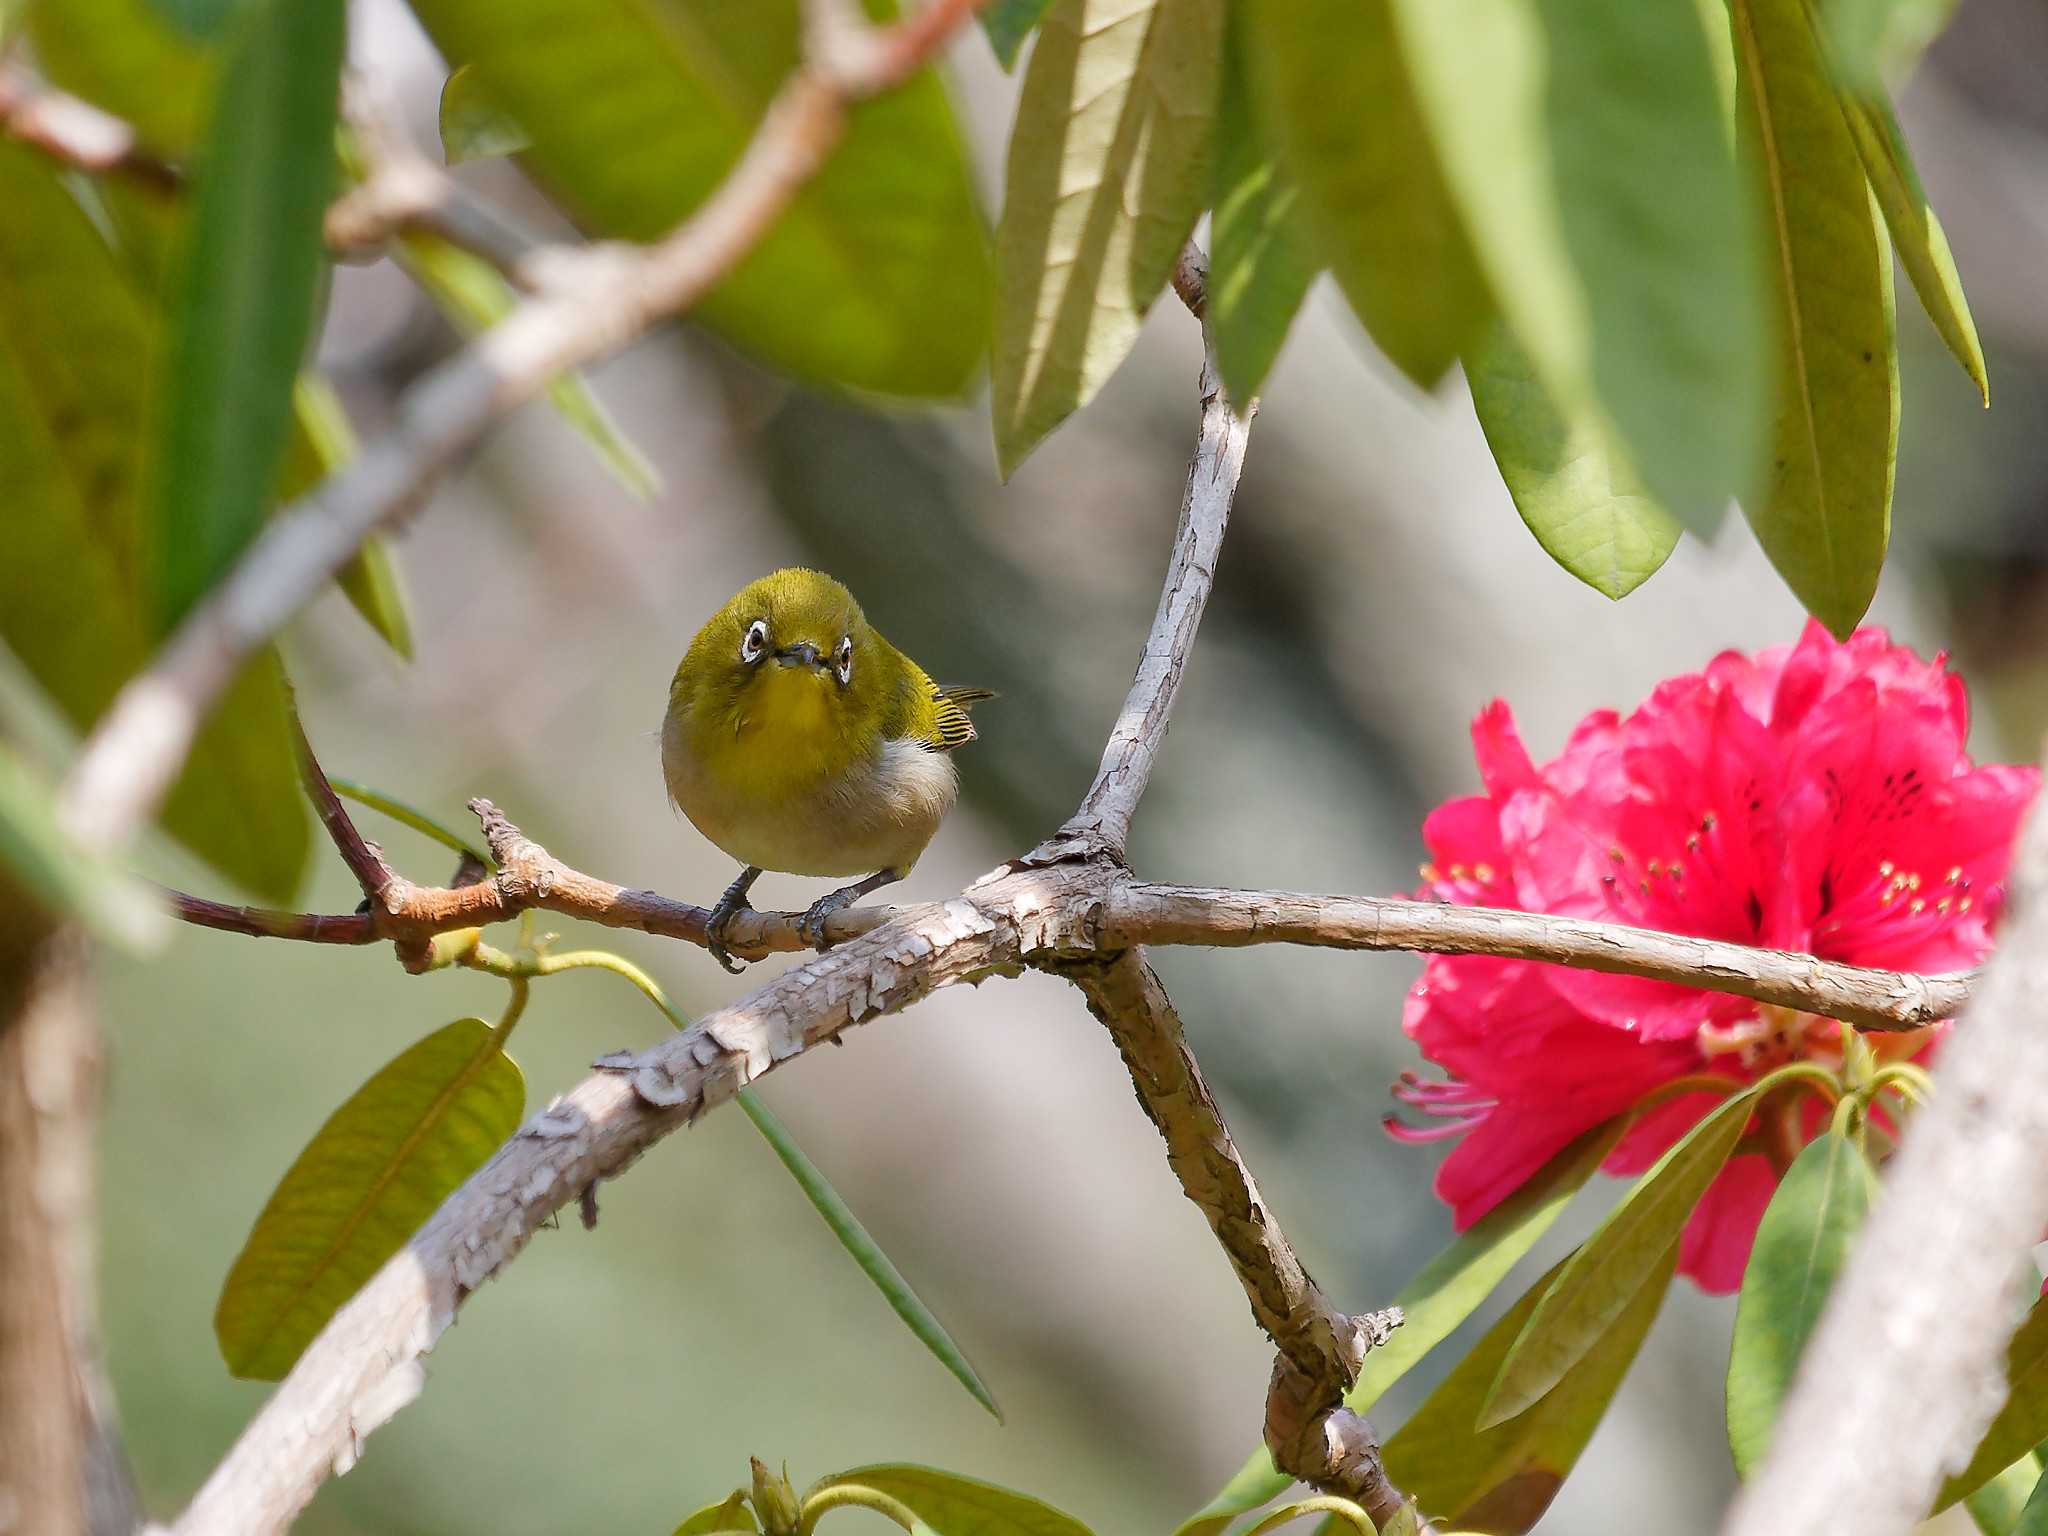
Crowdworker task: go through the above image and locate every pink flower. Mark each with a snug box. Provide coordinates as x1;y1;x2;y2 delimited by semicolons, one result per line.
1391;622;2038;1292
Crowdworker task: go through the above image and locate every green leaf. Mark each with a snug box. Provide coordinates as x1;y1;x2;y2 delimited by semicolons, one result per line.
392;232;661;500
1724;1129;1876;1477
1386;1249;1674;1534
282;375;417;659
672;1490;760;1535
27;0;216;153
991;0;1221;474
1244;0;1488;387
1842;94;1988;405
1386;0;1766;529
981;0;1057;69
1179;1120;1624;1536
814;1466;1094;1536
214;1017;525;1379
154;0;345;627
738;1090;998;1420
0;742;168;951
0;142;308;900
1939;1299;2048;1510
1467;323;1682;598
438;63;531;164
1482;1088;1757;1427
2016;1461;2048;1536
1731;0;1898;638
407;0;989;399
1242;1498;1373;1536
1209;13;1317;402
1969;1454;2045;1536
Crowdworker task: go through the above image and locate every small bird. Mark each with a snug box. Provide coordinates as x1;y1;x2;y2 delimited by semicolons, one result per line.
661;568;990;972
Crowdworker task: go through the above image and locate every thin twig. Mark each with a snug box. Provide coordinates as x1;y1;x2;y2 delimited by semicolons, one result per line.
1724;771;2048;1536
1028;240;1247;866
0;60;181;191
289;705;399;905
55;0;986;865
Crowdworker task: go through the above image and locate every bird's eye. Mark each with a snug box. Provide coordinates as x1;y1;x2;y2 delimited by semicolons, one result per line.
834;636;854;685
740;620;769;664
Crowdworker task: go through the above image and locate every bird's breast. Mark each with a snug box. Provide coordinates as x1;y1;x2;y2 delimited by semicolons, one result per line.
663;718;957;878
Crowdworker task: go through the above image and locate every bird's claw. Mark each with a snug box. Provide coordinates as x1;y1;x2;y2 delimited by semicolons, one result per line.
706;897;751;975
798;893;848;951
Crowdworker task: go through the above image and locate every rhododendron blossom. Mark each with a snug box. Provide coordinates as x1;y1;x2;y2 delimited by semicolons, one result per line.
1390;622;2040;1292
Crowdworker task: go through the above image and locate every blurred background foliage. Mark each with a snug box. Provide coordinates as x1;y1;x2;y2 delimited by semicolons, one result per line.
12;0;2041;1529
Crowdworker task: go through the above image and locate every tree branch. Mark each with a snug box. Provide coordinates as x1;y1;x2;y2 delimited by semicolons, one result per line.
1028;246;1246;866
1063;952;1410;1527
1723;761;2048;1536
55;0;987;866
0;60;180;191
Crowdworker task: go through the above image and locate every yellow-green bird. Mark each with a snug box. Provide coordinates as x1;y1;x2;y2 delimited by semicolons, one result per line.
662;568;991;971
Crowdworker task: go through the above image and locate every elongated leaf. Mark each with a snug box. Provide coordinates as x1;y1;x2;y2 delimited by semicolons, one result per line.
1209;15;1317;402
1467;323;1682;599
215;1017;525;1378
2017;1461;2048;1536
0;743;167;951
0;143;308;899
1731;0;1897;638
738;1091;998;1420
155;0;344;626
991;0;1221;474
1245;0;1488;386
1387;0;1765;529
982;0;1058;69
27;0;215;153
1939;1300;2048;1510
438;63;530;163
1725;1129;1876;1476
1969;1454;2044;1536
1483;1089;1756;1427
1842;94;1987;404
393;232;661;500
673;1490;760;1535
408;0;988;399
817;1466;1094;1536
1385;1250;1675;1534
1178;1120;1624;1536
282;375;416;659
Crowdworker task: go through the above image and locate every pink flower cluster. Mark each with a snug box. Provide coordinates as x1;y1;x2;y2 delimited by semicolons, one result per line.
1393;623;2039;1291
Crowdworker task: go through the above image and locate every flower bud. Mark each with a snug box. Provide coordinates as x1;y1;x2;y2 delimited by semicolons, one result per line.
750;1457;801;1536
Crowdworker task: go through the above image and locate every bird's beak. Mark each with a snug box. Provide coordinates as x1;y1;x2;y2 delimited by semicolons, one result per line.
773;642;825;672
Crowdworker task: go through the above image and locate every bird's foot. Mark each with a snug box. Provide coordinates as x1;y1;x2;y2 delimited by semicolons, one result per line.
798;888;856;951
706;866;762;974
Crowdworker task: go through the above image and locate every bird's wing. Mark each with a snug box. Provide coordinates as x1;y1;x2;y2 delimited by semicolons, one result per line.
925;682;993;752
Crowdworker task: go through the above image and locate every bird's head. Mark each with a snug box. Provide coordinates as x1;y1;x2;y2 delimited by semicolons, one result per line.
673;568;893;757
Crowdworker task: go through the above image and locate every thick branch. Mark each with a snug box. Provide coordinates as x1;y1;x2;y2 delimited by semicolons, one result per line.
1064;953;1408;1526
171;863;1099;1536
1032;252;1248;865
1724;766;2048;1536
56;0;984;865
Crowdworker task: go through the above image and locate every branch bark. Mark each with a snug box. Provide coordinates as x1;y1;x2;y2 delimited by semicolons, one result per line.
1063;953;1409;1526
1723;763;2048;1536
55;0;985;866
0;61;180;191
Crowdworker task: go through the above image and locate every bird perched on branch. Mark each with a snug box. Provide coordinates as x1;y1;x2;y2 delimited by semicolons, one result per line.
662;568;991;972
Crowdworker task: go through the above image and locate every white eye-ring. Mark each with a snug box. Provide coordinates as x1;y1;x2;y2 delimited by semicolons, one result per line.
834;635;854;685
740;619;769;664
